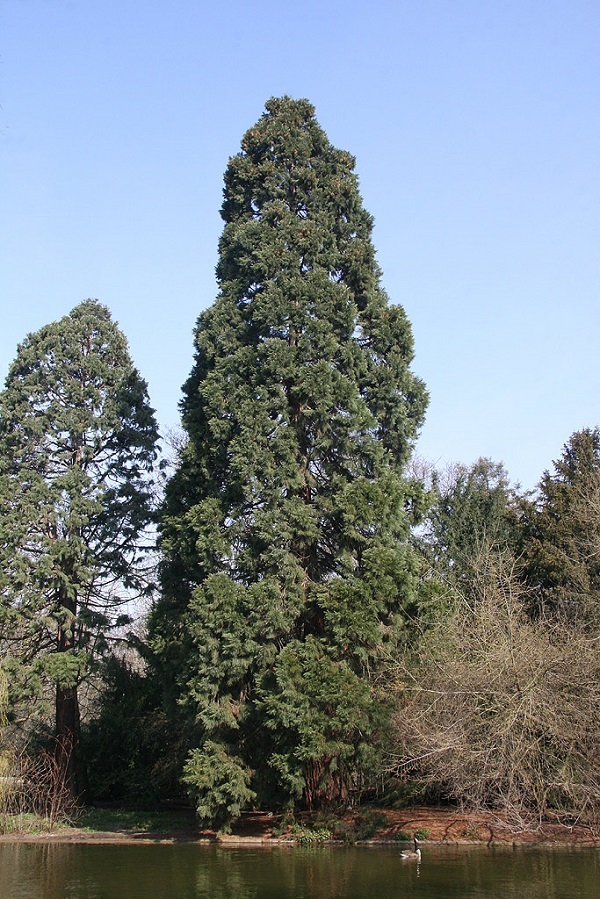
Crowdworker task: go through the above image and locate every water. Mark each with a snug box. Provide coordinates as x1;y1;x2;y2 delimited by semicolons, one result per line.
0;841;597;899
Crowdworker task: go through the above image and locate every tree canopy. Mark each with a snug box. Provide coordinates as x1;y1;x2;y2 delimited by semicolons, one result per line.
521;427;600;623
421;457;520;595
0;299;160;789
151;96;428;828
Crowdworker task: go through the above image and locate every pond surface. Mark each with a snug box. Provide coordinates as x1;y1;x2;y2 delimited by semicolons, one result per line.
0;841;598;899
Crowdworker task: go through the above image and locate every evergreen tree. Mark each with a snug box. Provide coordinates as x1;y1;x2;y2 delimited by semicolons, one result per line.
152;97;427;827
0;300;159;789
421;458;520;595
521;428;600;622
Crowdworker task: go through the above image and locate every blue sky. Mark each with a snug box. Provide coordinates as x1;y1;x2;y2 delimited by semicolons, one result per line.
1;0;598;490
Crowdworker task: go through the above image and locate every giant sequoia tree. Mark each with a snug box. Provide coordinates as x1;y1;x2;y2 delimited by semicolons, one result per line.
0;300;159;789
152;98;427;827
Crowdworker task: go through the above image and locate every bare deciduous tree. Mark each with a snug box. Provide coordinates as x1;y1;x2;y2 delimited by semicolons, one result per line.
389;547;600;830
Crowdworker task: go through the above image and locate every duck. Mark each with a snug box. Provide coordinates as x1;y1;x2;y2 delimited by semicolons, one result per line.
400;836;421;861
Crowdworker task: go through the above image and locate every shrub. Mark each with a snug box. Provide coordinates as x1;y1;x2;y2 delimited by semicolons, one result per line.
390;548;600;829
182;741;256;834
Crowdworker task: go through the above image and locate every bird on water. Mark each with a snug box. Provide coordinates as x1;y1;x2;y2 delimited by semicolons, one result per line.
400;836;421;861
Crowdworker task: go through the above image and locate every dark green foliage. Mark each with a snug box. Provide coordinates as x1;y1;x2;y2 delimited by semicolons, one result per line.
0;300;159;788
420;458;520;595
521;427;600;622
80;656;187;806
182;741;256;834
151;97;427;827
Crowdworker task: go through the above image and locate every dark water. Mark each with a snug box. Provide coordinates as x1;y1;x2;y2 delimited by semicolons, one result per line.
0;842;598;899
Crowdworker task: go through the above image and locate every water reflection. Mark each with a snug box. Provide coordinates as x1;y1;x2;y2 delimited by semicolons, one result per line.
0;841;598;899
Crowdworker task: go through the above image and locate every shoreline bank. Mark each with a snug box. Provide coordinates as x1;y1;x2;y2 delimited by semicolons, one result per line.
1;807;598;847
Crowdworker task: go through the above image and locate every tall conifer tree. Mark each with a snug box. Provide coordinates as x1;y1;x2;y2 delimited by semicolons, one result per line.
153;98;427;826
0;300;159;789
522;428;600;622
422;458;520;594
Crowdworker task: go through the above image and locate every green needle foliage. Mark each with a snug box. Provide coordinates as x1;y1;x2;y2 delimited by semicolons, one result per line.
421;458;521;595
521;427;600;623
152;97;427;829
0;300;160;790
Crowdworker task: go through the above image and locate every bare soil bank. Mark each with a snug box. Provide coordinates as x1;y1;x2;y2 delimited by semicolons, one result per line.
2;807;598;846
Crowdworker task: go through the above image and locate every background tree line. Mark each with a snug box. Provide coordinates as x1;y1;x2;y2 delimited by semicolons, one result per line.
393;440;600;828
1;97;598;833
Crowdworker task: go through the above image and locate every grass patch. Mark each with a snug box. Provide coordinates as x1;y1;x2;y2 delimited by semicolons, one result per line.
1;806;197;837
0;812;73;835
76;807;197;834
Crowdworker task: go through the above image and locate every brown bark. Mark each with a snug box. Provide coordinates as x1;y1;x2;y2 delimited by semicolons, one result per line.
54;584;82;796
304;757;349;809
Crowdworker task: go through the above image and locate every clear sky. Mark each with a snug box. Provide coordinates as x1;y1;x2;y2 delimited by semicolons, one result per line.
1;0;598;490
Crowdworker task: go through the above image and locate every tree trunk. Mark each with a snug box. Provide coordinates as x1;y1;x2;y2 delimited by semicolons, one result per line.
55;588;81;795
55;681;78;790
304;756;349;809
